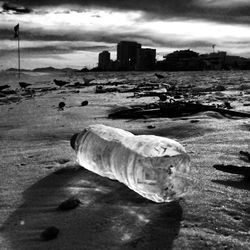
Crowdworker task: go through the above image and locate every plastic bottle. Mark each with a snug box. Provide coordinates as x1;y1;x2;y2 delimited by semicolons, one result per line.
70;124;190;203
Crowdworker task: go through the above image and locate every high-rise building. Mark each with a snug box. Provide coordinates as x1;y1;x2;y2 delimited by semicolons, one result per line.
117;41;141;70
136;48;156;71
98;51;110;70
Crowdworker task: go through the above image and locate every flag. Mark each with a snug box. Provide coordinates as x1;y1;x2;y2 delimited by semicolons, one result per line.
14;23;19;38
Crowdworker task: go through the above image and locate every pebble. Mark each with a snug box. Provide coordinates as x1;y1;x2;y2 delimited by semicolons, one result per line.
58;102;65;110
57;197;81;211
40;226;59;241
147;125;155;129
81;100;88;106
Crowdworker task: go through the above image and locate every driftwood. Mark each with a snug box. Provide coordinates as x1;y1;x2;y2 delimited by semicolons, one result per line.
133;91;166;98
130;83;227;99
19;82;31;89
109;101;250;119
130;89;209;99
53;79;69;88
159;102;250;118
155;73;165;79
0;85;10;91
95;85;135;93
96;85;120;93
96;82;161;94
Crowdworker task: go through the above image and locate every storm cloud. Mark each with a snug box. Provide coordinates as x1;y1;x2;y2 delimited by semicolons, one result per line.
0;25;219;51
2;2;32;14
4;0;250;24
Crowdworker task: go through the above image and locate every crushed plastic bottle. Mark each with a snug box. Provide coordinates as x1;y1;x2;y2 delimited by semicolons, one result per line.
70;124;191;203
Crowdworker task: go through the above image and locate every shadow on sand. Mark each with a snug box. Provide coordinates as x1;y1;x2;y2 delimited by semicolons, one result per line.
132;123;215;140
2;166;182;250
212;178;250;191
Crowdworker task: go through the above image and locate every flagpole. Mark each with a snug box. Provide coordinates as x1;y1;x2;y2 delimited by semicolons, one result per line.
18;30;20;81
14;23;20;82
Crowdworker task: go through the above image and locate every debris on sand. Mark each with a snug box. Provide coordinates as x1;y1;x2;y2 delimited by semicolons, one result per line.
57;197;81;211
0;95;21;105
147;125;155;129
94;81;163;95
40;226;59;241
159;94;167;101
95;85;119;93
58;101;65;110
19;82;31;89
213;85;226;91
53;79;69;88
65;82;86;89
33;87;57;93
239;151;250;162
155;73;165;79
132;88;167;98
109;100;250;119
223;101;232;109
81;100;88;106
190;120;200;123
83;78;95;85
95;84;137;93
90;78;127;86
129;81;229;101
238;84;250;90
0;85;10;91
73;81;85;88
0;85;21;105
1;89;17;95
22;89;35;97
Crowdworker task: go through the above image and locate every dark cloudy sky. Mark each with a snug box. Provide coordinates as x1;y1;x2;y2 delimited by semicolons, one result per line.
1;0;250;69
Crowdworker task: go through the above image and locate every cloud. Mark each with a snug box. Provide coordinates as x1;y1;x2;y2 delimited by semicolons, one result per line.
0;38;113;57
2;2;32;14
196;0;250;8
1;8;250;54
4;0;250;25
0;26;210;51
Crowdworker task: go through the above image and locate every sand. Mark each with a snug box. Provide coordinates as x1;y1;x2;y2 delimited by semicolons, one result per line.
0;70;249;249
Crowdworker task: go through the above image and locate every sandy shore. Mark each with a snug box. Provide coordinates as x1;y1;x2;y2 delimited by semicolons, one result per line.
0;70;249;249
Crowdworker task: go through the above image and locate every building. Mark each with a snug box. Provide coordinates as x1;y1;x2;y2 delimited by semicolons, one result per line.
98;51;110;70
162;49;203;71
117;41;141;70
135;48;156;71
200;51;227;70
224;55;248;69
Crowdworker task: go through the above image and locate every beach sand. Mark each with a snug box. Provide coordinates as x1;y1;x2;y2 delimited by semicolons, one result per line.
0;70;249;249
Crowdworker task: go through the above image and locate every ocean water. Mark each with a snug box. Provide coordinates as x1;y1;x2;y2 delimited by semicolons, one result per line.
1;70;250;88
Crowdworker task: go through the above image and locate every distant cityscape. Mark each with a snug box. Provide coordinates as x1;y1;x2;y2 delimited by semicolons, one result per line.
97;41;250;71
